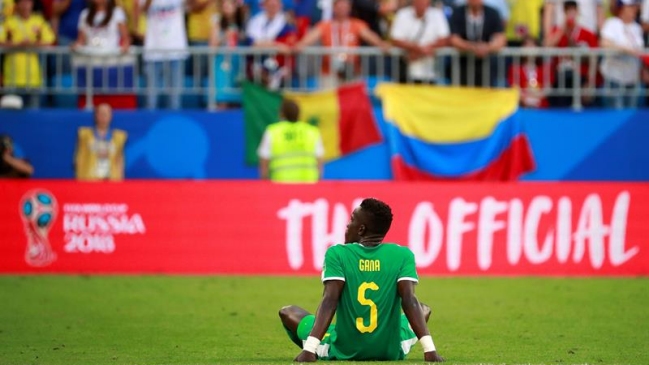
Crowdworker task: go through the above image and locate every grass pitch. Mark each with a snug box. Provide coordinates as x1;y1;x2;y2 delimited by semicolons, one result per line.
0;276;647;365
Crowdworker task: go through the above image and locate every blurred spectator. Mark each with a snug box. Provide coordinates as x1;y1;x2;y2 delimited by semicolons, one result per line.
1;0;15;24
455;0;509;26
51;0;86;77
246;0;294;50
245;0;294;18
544;0;598;108
543;0;604;40
449;0;506;87
295;0;389;87
294;0;332;38
74;103;127;180
120;0;146;45
350;0;396;76
188;0;218;47
186;0;218;96
72;0;134;109
210;0;246;108
600;0;645;109
139;0;188;110
39;0;56;20
433;0;454;20
73;0;130;53
609;0;648;22
0;134;34;178
642;55;649;106
245;0;296;90
0;0;12;73
508;36;553;108
210;0;246;47
0;0;55;107
351;0;397;40
644;0;649;106
505;0;544;46
641;0;649;33
52;0;87;45
390;0;449;84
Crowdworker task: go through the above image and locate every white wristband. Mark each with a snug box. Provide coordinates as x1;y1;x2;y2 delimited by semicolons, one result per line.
420;335;436;352
303;336;320;354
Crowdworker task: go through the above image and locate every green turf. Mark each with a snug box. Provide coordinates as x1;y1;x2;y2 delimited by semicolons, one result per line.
0;276;647;365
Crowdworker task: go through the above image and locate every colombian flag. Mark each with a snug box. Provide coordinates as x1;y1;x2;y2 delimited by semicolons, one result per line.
375;84;535;181
243;81;382;164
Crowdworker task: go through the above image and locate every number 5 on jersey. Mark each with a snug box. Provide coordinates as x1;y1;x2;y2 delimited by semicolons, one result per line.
356;282;379;333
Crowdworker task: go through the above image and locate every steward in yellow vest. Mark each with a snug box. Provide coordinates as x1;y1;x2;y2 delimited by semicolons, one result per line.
257;99;324;183
74;103;127;181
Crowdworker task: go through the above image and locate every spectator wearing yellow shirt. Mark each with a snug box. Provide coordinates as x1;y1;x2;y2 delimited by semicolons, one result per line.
0;0;55;107
0;0;15;74
188;0;218;45
1;0;15;23
506;0;544;46
117;0;146;45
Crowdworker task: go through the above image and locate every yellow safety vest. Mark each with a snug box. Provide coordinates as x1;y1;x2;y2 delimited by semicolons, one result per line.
268;121;321;183
75;127;128;181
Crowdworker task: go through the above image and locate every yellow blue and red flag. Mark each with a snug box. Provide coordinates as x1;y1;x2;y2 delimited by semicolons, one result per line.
375;84;535;181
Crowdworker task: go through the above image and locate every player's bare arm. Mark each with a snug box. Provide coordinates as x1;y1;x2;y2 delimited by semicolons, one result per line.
398;280;444;363
294;280;345;363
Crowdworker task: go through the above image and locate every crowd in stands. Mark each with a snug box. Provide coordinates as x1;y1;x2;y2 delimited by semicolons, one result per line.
0;0;649;109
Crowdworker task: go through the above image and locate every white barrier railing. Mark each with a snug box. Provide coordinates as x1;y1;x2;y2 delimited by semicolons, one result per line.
0;46;647;110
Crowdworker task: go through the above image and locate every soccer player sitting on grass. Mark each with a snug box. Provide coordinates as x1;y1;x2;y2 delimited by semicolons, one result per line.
279;198;445;362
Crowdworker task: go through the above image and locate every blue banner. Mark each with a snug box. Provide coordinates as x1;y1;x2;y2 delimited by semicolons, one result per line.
1;109;648;181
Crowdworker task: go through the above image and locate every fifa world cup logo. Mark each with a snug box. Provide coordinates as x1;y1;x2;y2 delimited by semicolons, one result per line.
20;190;58;267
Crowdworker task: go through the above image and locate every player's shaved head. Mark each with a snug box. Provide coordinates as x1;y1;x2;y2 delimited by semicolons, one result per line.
345;198;393;244
359;198;393;235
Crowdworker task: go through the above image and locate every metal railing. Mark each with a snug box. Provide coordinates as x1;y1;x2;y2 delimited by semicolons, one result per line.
0;46;648;110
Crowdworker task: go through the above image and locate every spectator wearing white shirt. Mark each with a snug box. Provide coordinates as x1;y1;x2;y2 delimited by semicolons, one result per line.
245;0;296;89
610;0;649;40
543;0;604;39
72;0;133;106
390;0;450;84
246;0;292;51
74;0;130;53
138;0;189;109
600;0;645;109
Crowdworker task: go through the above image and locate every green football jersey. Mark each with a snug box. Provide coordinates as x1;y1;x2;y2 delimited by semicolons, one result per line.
321;242;419;361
